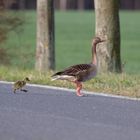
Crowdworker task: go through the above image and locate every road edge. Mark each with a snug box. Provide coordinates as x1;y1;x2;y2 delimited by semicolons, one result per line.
0;80;139;101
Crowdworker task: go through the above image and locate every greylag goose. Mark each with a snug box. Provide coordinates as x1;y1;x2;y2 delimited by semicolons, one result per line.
51;37;105;96
13;77;30;93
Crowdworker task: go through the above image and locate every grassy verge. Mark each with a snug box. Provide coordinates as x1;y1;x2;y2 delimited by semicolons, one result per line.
1;10;140;74
0;66;139;98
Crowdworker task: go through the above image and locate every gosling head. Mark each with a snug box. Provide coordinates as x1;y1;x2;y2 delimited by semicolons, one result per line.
24;77;30;82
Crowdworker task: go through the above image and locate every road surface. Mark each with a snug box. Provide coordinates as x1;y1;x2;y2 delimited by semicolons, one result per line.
0;81;140;140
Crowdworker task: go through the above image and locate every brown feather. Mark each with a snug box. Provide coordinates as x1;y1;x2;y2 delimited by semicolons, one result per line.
52;64;97;82
52;64;91;76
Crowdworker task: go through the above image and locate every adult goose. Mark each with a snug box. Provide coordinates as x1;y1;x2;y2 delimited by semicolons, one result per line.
51;37;105;96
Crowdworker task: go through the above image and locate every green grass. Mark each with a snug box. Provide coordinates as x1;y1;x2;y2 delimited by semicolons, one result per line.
0;66;139;98
0;10;140;98
1;10;140;74
120;11;140;74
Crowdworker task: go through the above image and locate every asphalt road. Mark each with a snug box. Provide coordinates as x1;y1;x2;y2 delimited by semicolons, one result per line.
0;81;140;140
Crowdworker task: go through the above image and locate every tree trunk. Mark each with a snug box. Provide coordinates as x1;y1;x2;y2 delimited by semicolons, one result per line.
19;0;26;10
60;0;67;10
35;0;55;72
77;0;85;10
0;0;4;10
94;0;122;73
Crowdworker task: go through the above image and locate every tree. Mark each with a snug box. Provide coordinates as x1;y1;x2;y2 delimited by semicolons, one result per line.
77;0;85;10
60;0;67;10
94;0;122;73
35;0;55;72
19;0;26;10
0;0;24;43
0;0;24;65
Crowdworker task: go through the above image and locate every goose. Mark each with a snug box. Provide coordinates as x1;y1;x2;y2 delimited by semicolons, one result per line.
13;77;30;93
51;37;105;96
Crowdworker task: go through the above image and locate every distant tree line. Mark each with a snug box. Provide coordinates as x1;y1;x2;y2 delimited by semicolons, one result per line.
7;0;140;10
0;0;24;65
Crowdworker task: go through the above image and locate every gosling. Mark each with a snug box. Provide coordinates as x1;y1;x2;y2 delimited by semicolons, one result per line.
13;77;30;93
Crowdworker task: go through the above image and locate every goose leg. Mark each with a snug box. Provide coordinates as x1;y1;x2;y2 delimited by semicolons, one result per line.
75;81;83;97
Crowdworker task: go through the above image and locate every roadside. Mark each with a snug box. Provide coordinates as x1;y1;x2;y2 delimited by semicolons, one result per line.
0;66;139;99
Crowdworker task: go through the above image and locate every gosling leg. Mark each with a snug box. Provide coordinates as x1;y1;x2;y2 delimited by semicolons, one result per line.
20;89;28;92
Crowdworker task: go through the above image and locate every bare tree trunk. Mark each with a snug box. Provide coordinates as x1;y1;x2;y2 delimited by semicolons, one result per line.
0;0;4;10
94;0;122;73
2;0;16;9
60;0;67;10
54;0;60;10
19;0;25;10
35;0;55;72
77;0;85;10
134;0;140;9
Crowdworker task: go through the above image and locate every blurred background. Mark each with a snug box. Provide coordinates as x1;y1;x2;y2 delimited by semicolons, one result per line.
5;0;140;10
0;0;140;74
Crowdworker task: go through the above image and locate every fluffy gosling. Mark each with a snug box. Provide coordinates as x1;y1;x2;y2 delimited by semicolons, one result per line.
13;77;30;93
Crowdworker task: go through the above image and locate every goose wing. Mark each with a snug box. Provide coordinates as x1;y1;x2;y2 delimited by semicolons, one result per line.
52;64;92;77
51;64;96;82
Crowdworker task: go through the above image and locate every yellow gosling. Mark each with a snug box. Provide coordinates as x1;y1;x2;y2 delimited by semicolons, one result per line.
13;77;30;93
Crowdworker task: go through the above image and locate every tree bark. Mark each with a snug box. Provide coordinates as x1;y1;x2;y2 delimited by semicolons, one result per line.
19;0;26;10
0;0;4;10
94;0;122;73
35;0;55;72
77;0;85;10
60;0;67;10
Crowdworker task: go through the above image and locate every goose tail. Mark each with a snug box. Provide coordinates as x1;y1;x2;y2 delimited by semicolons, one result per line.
51;72;75;81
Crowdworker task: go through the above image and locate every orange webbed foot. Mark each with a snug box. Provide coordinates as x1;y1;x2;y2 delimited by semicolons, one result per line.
75;81;84;97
